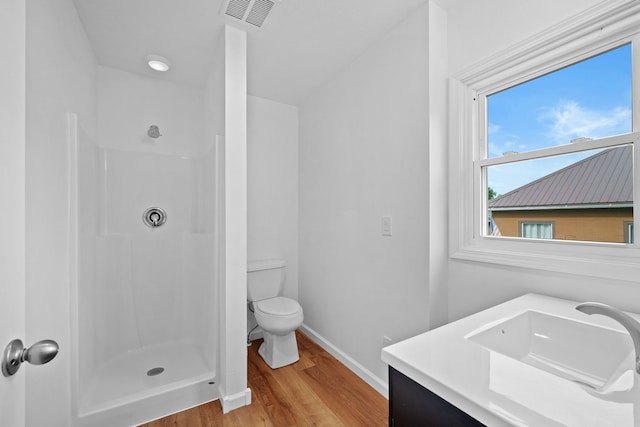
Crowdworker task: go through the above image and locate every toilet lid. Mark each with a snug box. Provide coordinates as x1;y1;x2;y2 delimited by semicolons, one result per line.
255;297;301;317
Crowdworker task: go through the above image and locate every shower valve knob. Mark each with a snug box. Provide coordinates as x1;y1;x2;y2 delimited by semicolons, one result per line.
143;207;167;228
2;339;59;377
150;213;160;225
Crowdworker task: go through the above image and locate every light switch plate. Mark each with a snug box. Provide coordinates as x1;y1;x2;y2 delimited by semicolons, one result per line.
382;215;392;236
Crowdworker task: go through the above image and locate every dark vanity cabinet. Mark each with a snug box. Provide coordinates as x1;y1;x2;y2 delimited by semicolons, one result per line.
388;367;486;426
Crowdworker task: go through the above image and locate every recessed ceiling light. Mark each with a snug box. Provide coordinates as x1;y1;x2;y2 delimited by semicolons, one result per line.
145;54;171;72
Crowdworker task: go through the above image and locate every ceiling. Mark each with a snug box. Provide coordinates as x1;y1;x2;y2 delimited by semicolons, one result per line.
73;0;456;105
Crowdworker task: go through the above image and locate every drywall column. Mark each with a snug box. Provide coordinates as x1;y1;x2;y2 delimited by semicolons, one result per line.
427;1;449;329
219;24;250;413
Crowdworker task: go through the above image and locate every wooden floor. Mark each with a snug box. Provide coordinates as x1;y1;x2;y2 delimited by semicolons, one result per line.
140;331;388;426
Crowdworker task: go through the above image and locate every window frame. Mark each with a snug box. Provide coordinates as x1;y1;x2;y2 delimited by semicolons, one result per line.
449;0;640;281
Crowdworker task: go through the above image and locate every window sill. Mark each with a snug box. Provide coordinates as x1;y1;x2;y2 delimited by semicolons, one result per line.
451;238;640;282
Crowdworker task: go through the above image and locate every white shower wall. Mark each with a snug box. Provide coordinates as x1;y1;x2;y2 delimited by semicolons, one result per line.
78;148;217;410
97;66;205;156
94;149;215;351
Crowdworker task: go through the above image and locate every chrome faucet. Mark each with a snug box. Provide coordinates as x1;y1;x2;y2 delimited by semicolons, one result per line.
576;302;640;375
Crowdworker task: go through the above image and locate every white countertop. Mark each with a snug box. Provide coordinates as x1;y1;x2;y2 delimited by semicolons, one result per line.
382;294;640;427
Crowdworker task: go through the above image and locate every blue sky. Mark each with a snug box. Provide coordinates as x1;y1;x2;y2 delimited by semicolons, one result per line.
487;43;632;196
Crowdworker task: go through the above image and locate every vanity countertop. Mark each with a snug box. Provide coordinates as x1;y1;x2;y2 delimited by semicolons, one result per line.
382;293;640;426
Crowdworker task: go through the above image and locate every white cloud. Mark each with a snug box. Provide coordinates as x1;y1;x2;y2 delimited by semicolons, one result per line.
488;123;501;134
487;123;524;156
540;100;631;144
487;137;532;158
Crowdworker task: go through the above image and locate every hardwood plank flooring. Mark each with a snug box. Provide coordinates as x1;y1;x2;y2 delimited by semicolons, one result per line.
140;331;388;427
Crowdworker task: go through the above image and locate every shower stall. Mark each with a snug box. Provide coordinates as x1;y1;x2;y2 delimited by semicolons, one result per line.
70;115;220;425
66;62;223;425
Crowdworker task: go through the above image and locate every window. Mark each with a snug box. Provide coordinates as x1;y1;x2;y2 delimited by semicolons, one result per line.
449;1;640;280
520;222;554;239
625;222;634;244
485;45;633;244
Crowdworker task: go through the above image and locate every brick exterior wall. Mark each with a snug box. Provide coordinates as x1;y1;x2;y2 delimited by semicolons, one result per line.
491;208;633;243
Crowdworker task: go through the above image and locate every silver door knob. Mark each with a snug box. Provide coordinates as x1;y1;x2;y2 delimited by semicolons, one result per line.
2;339;59;377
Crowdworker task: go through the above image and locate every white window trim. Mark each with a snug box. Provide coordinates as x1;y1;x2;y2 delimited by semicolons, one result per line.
449;0;640;281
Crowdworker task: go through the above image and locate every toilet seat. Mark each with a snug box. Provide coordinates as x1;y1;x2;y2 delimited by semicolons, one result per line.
254;296;302;317
253;296;303;336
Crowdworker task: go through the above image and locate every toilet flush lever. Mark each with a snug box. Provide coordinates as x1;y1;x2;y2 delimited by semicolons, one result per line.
2;339;59;377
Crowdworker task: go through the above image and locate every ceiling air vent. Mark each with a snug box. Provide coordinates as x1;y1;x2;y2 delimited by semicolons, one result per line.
222;0;278;29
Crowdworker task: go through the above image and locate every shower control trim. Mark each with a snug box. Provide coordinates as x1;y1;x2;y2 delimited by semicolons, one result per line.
143;207;167;228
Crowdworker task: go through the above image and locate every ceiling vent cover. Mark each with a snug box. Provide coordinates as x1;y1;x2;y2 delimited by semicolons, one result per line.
222;0;278;29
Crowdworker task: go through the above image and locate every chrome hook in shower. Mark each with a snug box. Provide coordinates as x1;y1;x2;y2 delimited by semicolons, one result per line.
143;207;167;228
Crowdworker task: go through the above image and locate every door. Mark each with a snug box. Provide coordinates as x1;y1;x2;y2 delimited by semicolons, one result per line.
1;2;64;425
0;0;27;425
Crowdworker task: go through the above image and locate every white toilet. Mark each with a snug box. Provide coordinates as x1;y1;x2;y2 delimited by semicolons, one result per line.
247;259;304;369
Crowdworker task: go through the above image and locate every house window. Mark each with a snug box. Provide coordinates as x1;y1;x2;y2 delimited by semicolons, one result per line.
520;222;553;239
484;44;633;244
625;221;634;244
449;2;640;279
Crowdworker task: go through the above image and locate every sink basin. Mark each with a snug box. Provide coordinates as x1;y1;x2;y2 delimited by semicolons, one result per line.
466;310;634;390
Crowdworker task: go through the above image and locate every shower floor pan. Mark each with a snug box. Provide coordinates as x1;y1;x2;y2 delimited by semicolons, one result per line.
78;341;217;421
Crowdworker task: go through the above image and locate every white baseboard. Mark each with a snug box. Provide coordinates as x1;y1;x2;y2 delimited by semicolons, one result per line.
300;324;389;398
220;387;252;414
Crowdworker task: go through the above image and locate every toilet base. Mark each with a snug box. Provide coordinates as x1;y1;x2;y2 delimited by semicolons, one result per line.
258;330;300;369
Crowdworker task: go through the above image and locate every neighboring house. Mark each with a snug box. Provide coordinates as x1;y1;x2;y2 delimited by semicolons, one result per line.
488;145;633;243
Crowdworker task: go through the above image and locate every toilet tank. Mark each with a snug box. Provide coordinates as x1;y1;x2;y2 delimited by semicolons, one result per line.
247;259;286;302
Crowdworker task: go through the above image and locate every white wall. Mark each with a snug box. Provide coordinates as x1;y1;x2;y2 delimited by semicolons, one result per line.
447;0;602;76
299;4;431;392
247;95;299;300
26;0;97;425
444;0;640;322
